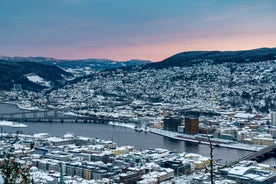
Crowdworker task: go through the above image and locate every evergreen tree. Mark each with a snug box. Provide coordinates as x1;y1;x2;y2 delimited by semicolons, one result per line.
1;153;30;184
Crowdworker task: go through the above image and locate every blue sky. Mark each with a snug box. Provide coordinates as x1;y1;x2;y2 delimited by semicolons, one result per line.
0;0;276;61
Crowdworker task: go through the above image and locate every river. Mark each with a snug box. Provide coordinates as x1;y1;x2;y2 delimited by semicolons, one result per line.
0;103;262;164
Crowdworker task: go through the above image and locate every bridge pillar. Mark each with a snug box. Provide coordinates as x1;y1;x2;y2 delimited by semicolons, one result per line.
33;111;37;118
44;111;48;118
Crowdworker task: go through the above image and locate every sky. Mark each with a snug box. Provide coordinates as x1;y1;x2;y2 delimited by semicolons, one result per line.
0;0;276;62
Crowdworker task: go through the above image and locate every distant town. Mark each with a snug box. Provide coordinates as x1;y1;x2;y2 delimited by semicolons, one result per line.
0;50;276;183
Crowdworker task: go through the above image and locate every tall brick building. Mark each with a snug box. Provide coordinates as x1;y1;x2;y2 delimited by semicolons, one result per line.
185;117;199;134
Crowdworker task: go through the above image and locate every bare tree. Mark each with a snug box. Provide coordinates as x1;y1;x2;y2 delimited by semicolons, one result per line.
206;132;215;184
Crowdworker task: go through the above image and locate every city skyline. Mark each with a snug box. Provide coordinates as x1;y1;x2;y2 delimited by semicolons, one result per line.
1;0;276;62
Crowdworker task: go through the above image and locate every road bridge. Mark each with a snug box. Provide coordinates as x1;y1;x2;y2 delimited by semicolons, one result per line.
228;143;276;166
0;111;129;124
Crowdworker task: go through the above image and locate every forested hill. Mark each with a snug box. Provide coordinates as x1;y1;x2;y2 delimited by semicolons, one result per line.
0;60;73;92
144;48;276;69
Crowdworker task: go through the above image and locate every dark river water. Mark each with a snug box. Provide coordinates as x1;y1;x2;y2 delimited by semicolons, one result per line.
0;103;270;165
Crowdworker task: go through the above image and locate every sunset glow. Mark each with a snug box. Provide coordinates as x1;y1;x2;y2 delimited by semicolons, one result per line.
0;0;275;62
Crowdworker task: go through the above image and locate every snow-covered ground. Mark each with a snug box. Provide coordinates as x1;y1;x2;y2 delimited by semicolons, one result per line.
108;121;136;129
0;120;28;128
25;73;51;87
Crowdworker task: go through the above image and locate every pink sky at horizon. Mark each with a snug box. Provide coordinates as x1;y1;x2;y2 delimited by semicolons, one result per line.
2;35;275;62
1;1;276;62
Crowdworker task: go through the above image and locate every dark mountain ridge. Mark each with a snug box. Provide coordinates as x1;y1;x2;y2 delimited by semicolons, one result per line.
0;56;151;92
144;47;276;69
0;56;151;72
0;60;73;92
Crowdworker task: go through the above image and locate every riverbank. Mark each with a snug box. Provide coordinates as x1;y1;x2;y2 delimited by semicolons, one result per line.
1;102;40;111
106;122;265;152
0;120;28;128
2;103;267;153
149;128;266;152
108;121;136;129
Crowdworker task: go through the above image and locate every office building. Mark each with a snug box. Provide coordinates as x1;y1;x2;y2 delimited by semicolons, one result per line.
163;117;183;132
185;117;199;134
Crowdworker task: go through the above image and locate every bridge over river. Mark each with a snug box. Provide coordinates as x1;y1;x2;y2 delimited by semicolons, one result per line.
2;109;276;167
228;143;276;166
0;110;129;124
